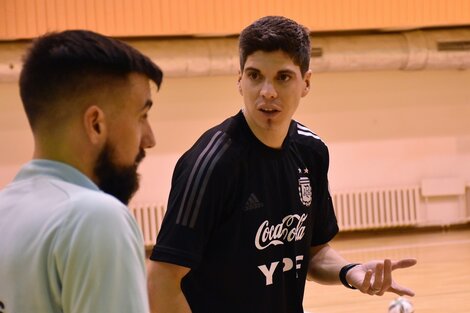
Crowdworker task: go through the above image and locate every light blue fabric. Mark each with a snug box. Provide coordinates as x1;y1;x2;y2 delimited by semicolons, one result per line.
0;160;149;313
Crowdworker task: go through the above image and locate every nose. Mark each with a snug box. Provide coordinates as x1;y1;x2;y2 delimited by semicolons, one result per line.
260;81;278;99
141;122;156;149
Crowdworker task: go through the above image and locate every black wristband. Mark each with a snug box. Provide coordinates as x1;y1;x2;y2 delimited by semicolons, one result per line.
339;263;360;289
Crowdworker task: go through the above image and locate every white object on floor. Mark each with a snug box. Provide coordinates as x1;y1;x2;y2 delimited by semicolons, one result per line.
388;297;414;313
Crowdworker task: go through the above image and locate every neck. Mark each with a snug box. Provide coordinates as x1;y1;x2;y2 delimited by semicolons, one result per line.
253;131;286;149
33;135;98;184
242;112;289;149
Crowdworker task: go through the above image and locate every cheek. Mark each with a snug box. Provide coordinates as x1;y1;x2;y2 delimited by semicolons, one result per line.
285;86;303;101
241;80;259;96
243;86;261;102
111;127;141;160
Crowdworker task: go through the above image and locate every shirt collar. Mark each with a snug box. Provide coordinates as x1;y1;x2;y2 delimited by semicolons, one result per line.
14;159;100;191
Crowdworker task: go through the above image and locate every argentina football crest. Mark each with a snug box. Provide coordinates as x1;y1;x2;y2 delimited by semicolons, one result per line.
298;176;312;206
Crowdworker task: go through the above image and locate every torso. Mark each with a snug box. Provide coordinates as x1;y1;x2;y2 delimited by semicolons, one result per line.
152;111;338;313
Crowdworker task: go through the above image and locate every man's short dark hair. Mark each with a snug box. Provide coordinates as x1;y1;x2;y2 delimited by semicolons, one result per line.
239;16;311;76
19;30;163;130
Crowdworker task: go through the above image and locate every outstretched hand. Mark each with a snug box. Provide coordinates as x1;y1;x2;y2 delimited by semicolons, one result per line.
347;259;417;296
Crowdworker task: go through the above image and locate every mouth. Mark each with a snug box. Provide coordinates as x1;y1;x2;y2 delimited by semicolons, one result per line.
259;107;281;116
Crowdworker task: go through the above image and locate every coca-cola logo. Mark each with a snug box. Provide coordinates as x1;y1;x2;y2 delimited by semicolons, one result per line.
255;214;308;250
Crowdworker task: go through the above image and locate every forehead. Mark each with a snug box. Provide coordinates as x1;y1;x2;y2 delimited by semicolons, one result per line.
107;72;151;112
244;50;300;73
126;73;151;103
127;72;151;93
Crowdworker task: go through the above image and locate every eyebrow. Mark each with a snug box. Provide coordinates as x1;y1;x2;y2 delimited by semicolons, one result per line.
244;67;260;72
277;69;297;76
244;67;297;76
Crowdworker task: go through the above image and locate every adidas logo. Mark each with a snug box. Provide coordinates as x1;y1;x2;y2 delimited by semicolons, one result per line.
244;193;264;211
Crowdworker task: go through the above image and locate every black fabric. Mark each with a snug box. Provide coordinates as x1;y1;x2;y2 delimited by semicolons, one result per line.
151;111;339;313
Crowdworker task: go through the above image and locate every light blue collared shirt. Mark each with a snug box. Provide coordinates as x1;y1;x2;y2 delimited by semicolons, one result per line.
0;160;149;313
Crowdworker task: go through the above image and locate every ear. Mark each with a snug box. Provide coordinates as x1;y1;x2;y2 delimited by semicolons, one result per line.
83;105;107;146
237;70;243;96
301;70;312;97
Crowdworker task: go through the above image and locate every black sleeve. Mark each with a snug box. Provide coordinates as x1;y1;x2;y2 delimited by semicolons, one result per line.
310;142;339;246
150;132;232;268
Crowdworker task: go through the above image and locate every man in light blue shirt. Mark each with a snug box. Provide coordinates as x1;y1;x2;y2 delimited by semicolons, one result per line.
0;30;163;312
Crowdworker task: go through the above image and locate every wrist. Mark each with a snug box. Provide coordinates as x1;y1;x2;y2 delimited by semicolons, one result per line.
339;263;360;289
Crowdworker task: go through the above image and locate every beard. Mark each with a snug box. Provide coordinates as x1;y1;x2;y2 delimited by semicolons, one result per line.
93;143;145;205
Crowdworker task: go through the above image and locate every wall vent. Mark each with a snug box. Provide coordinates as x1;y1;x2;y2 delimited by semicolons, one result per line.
130;185;423;246
332;186;420;231
311;47;323;58
437;41;470;51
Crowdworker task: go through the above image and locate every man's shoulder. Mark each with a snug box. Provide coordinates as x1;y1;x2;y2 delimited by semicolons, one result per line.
43;178;132;228
291;120;328;152
170;115;245;193
45;177;122;209
1;174;117;213
195;114;238;146
180;115;241;164
71;190;129;222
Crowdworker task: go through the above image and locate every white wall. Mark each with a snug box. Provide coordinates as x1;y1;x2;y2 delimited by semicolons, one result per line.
0;82;34;185
1;70;470;224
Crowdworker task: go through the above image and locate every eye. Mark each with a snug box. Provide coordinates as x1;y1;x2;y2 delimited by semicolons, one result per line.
277;73;291;82
247;71;260;81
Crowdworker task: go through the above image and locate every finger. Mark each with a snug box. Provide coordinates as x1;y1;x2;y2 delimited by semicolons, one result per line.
389;283;416;297
377;259;392;296
372;262;383;292
391;258;417;270
359;270;373;294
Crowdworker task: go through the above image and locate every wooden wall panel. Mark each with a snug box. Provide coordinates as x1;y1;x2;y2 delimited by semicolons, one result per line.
1;0;470;40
